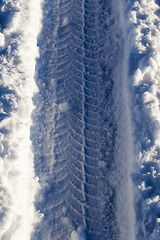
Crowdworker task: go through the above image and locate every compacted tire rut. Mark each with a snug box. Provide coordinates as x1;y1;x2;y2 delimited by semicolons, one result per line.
31;0;123;239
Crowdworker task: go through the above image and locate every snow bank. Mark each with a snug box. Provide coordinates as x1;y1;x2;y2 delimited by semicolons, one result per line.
121;0;160;238
0;0;42;239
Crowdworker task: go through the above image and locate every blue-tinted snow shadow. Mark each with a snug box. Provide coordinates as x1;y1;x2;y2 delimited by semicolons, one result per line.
128;46;152;76
0;0;20;30
0;2;22;59
0;85;18;160
155;9;160;17
128;50;145;76
132;160;160;237
0;86;16;120
155;0;160;6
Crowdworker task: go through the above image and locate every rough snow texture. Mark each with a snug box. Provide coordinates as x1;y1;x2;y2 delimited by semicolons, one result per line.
0;0;42;240
121;0;160;239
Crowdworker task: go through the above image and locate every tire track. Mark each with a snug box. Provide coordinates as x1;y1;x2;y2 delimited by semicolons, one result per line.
31;0;123;239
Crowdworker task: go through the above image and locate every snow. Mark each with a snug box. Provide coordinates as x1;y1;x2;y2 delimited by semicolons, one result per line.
1;0;160;239
5;12;20;34
120;0;160;238
31;0;160;239
58;102;70;112
70;227;86;240
62;17;69;26
0;33;4;47
0;0;42;239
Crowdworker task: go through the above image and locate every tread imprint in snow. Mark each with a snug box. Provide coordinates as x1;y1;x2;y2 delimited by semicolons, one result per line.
31;0;119;240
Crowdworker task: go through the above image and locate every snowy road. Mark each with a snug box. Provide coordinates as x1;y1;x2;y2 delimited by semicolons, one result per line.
0;0;160;240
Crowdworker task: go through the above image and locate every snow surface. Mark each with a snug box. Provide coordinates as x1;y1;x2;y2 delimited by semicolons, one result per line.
0;0;42;239
121;0;160;239
70;227;86;240
1;0;160;239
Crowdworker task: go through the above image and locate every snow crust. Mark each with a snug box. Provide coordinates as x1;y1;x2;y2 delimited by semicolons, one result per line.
0;0;42;239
